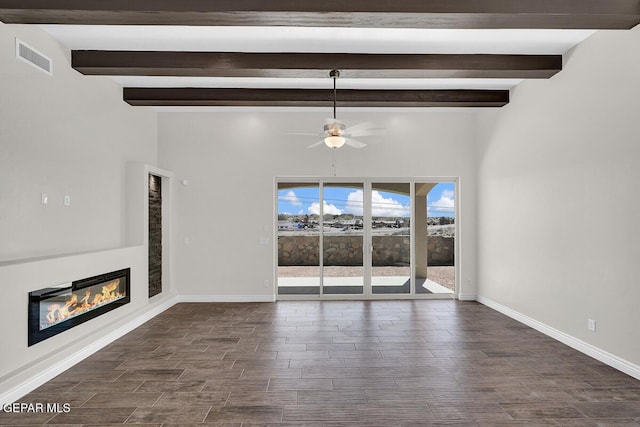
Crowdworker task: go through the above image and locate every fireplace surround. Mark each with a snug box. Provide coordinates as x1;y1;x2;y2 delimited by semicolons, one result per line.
28;268;130;346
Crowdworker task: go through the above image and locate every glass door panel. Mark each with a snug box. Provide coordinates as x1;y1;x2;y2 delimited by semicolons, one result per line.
371;183;411;294
277;183;320;295
415;182;456;295
322;183;364;295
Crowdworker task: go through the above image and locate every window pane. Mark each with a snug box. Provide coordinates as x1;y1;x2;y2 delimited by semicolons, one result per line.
371;183;411;294
277;183;320;295
322;183;364;295
415;182;455;295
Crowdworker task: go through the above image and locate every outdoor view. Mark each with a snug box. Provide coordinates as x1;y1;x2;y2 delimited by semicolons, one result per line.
277;181;455;296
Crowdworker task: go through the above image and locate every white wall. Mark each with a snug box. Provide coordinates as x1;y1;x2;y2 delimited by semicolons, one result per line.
0;24;172;402
159;110;478;299
476;27;640;367
0;23;157;261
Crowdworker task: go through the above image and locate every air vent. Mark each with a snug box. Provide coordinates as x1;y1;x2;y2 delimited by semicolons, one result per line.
15;39;52;75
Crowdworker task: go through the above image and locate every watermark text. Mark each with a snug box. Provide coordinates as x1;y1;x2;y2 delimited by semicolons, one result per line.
1;402;71;413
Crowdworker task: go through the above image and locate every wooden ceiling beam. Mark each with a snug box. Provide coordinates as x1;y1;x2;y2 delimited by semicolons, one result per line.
123;88;509;107
1;0;639;29
72;51;562;79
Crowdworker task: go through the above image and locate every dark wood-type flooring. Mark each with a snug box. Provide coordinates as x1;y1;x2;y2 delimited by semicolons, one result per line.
2;300;639;426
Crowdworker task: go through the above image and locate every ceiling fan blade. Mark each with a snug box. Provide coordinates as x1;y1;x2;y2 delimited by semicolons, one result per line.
346;139;367;149
349;128;386;138
345;121;378;134
307;140;325;148
347;129;386;137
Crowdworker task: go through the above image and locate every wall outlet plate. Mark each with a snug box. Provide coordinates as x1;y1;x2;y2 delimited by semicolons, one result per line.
588;319;596;332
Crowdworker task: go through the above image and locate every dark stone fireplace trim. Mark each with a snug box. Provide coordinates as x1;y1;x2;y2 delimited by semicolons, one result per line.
28;268;131;346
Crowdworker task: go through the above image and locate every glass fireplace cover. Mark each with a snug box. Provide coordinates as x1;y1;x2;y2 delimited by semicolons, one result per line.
28;268;130;346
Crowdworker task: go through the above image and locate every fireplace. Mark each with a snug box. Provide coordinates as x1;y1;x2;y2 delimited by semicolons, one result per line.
28;268;130;346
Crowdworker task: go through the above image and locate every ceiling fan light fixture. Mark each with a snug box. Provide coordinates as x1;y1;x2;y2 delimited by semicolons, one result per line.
324;135;346;149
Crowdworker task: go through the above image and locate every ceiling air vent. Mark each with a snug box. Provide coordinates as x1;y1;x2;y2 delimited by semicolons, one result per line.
15;39;52;75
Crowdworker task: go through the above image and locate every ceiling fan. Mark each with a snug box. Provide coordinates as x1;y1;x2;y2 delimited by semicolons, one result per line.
291;69;383;149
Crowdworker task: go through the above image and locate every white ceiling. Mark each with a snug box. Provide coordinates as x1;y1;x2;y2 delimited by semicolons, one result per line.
108;77;524;90
41;26;594;54
41;25;594;94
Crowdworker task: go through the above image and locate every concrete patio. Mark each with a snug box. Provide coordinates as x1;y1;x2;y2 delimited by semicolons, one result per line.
277;266;455;295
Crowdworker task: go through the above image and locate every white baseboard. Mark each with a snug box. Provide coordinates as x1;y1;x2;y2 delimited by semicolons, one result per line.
457;293;477;301
477;295;640;381
178;294;276;303
0;295;179;406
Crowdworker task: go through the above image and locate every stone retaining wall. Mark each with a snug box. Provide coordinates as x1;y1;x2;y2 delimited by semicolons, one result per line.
278;235;454;266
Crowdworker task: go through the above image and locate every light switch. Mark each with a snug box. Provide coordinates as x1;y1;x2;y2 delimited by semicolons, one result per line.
64;195;71;206
41;193;48;205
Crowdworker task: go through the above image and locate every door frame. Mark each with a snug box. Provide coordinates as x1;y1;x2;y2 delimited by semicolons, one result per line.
274;176;459;300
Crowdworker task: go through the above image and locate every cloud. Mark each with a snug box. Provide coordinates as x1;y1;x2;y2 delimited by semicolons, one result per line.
308;201;343;215
428;190;455;215
372;191;411;217
280;190;302;206
345;191;364;216
345;190;410;217
442;189;454;199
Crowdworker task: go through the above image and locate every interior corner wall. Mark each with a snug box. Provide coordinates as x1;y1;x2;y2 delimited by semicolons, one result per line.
476;27;640;367
158;111;477;299
0;23;158;261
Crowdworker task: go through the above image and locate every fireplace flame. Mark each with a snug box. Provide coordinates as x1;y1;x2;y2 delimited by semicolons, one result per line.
43;279;125;328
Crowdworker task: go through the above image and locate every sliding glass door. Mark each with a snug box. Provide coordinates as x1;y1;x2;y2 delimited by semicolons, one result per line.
371;183;411;295
415;182;456;295
276;179;456;298
277;182;320;295
322;183;364;295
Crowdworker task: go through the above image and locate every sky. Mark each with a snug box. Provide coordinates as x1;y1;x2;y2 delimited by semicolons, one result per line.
278;182;455;218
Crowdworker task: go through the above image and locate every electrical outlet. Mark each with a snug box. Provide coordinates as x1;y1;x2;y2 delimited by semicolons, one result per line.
64;195;71;206
263;280;270;288
41;193;48;205
588;319;596;332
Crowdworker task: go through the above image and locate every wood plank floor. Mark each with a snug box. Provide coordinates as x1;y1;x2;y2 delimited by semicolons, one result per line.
2;300;639;426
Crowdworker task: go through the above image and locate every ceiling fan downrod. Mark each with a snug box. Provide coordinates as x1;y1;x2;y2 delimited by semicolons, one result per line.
330;69;340;120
